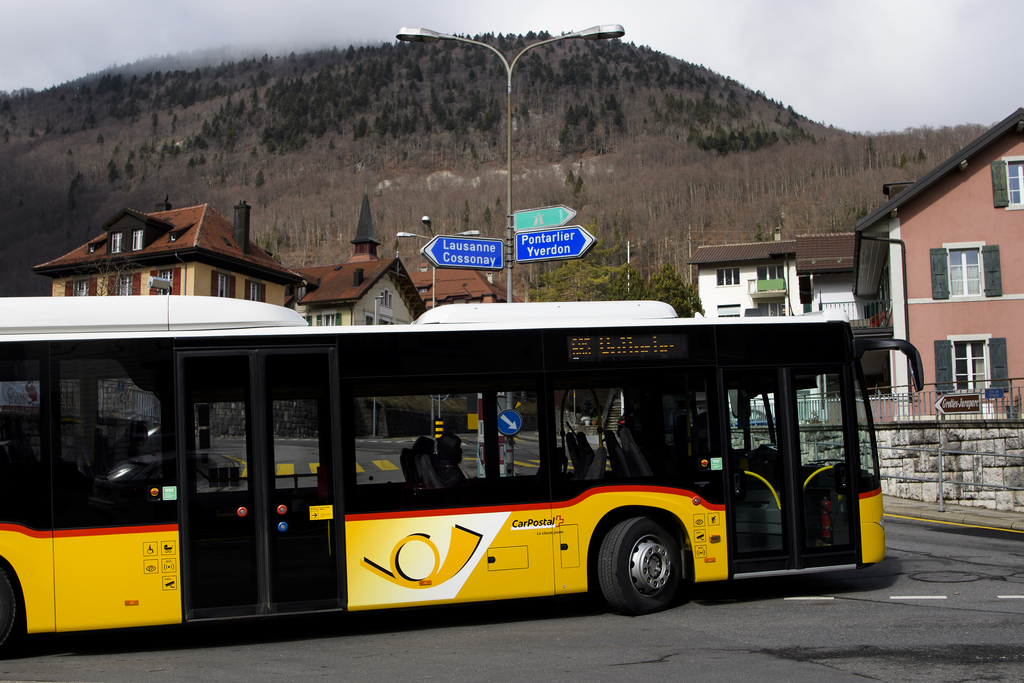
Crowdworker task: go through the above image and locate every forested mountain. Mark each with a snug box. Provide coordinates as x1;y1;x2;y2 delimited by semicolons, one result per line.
0;34;988;298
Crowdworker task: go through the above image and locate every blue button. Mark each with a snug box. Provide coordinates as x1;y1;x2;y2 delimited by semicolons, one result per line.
277;522;289;532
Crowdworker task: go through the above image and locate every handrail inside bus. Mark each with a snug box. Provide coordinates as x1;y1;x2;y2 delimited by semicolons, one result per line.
803;465;833;491
742;470;781;509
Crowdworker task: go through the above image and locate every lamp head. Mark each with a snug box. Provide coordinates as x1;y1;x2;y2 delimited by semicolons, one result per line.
397;27;446;43
577;24;625;40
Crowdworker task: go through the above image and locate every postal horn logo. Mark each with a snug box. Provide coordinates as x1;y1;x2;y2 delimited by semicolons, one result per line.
361;525;483;589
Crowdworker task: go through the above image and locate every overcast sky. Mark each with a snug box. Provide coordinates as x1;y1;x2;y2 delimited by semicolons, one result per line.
4;0;1020;134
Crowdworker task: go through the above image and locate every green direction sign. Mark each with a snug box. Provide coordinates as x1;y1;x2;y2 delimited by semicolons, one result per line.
513;205;576;231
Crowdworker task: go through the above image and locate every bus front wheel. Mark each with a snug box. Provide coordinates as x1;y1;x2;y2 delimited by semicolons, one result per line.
0;567;17;649
597;517;680;615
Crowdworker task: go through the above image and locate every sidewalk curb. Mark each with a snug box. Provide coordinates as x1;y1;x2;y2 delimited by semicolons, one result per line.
882;495;1024;532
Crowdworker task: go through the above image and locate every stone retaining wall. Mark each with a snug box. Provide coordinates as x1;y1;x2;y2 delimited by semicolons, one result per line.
876;421;1024;513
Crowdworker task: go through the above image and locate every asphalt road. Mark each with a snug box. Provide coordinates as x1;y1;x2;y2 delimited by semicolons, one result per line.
1;515;1022;682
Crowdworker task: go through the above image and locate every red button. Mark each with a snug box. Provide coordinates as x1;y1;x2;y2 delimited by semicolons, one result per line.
237;507;248;517
277;505;288;515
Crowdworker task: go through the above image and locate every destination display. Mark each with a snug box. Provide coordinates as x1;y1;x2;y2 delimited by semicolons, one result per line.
567;334;687;362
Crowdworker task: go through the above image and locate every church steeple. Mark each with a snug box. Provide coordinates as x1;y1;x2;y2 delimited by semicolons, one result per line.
348;186;381;262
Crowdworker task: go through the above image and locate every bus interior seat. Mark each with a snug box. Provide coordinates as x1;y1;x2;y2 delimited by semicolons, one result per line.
584;446;607;480
604;431;631;477
574;431;596;478
399;448;419;483
563;431;583;476
618;427;653;477
554;446;568;475
409;436;442;487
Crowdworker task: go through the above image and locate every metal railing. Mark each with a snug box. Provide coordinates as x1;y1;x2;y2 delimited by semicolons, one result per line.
819;299;892;329
878;443;1024;512
869;382;1022;422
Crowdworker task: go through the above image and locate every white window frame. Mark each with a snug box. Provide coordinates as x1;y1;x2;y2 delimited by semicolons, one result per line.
950;336;989;390
249;281;261;301
154;269;173;296
217;273;229;298
758;301;786;316
716;268;740;286
948;247;981;297
109;232;123;254
1005;156;1024;208
717;304;741;318
118;274;133;296
74;280;89;297
756;264;783;281
131;228;144;251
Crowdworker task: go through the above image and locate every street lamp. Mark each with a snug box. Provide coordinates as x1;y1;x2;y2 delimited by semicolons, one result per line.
397;24;625;304
398;219;481;310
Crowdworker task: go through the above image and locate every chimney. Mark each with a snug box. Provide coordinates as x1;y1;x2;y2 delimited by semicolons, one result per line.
774;227;781;241
233;200;251;254
155;195;172;212
354;268;364;286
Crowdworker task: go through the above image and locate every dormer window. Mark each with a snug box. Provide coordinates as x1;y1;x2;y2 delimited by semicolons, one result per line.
132;228;144;251
110;232;123;254
169;233;177;242
88;244;96;253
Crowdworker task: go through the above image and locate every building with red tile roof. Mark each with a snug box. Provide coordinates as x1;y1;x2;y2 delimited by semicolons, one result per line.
408;261;515;309
291;190;426;325
33;198;303;304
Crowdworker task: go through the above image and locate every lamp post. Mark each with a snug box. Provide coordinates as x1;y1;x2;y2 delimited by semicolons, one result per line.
398;221;481;310
396;25;625;304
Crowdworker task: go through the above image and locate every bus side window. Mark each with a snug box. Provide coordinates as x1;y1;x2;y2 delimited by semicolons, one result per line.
53;340;176;528
350;387;541;512
553;376;710;483
0;355;49;529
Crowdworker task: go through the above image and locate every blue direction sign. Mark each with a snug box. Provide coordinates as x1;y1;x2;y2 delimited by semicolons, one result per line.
515;225;596;264
497;410;522;436
421;235;504;270
513;205;576;231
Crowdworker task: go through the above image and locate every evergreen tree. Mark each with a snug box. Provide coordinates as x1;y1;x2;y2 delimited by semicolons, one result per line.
647;263;703;317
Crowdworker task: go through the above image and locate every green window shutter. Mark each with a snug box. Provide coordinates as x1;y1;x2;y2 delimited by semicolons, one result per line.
990;337;1008;388
991;160;1009;208
930;248;949;299
315;314;322;326
934;340;954;391
982;245;1002;297
334;313;341;325
304;315;312;326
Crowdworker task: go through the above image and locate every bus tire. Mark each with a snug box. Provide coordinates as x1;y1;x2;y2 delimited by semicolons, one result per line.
597;517;680;615
0;567;17;649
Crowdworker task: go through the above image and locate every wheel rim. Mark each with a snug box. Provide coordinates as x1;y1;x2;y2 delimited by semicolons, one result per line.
628;534;671;596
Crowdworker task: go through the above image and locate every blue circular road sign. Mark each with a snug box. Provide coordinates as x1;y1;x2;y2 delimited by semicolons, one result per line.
497;410;523;436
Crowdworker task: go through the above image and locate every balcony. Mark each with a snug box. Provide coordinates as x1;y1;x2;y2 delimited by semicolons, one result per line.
820;300;892;333
747;278;786;298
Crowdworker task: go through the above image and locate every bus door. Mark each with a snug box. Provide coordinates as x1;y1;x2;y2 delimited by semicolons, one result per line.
723;367;857;575
177;350;341;619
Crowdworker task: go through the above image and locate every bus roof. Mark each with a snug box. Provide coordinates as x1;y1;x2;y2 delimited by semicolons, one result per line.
0;297;850;340
414;301;679;324
0;297;308;336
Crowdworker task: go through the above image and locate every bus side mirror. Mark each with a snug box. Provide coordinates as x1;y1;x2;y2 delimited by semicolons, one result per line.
833;463;849;492
732;471;746;500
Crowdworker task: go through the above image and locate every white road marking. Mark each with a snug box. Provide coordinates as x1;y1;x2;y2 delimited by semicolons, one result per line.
890;595;947;600
784;596;835;601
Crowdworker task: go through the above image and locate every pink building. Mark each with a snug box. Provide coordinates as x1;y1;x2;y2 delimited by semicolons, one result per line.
854;108;1024;393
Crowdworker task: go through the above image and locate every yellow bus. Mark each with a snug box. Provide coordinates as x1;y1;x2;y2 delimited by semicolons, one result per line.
0;296;921;644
